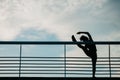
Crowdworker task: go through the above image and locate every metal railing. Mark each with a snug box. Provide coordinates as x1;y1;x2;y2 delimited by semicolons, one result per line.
0;41;120;78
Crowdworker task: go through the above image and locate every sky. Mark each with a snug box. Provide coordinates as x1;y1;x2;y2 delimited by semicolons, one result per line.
0;0;120;77
0;0;120;41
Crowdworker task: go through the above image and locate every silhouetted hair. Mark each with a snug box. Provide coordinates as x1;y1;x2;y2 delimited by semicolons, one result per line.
80;35;89;41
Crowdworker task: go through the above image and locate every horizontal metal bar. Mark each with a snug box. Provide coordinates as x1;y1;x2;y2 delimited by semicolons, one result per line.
0;60;119;62
0;73;117;75
0;57;120;59
0;66;119;68
0;61;119;65
0;73;119;75
0;63;120;65
1;69;120;72
0;60;120;64
0;41;120;45
20;63;120;65
0;57;119;59
0;60;19;61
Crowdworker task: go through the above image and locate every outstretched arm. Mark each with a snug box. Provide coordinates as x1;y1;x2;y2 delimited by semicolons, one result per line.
71;35;84;48
77;32;93;41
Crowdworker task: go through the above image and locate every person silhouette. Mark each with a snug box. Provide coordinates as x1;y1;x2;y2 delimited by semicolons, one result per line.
71;32;97;78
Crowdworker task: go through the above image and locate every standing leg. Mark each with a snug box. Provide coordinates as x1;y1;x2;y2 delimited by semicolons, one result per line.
92;58;97;78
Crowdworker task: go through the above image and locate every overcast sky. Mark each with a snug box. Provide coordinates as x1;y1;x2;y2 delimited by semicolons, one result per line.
0;0;120;41
0;0;120;77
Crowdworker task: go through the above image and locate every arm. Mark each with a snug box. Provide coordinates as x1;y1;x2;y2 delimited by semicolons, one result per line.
77;32;93;41
71;35;84;48
84;32;93;41
77;32;87;34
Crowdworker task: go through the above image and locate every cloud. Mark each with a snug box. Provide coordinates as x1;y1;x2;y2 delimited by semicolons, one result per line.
0;0;120;77
0;26;21;40
0;0;109;41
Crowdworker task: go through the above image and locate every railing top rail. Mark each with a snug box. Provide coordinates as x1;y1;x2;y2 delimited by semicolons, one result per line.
0;41;120;45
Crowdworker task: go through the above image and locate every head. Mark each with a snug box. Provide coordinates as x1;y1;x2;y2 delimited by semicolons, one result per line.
80;35;89;41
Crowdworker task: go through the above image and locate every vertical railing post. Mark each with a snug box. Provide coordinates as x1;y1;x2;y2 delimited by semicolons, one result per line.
64;44;66;78
19;44;22;79
108;44;111;78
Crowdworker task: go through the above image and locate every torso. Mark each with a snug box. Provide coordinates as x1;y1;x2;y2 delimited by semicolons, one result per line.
84;43;97;58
